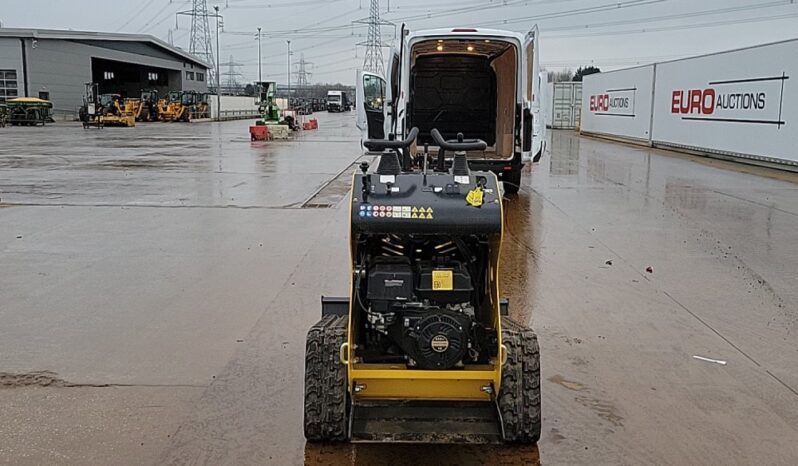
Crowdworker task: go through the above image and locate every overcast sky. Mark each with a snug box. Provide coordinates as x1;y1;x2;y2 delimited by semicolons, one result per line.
1;0;797;85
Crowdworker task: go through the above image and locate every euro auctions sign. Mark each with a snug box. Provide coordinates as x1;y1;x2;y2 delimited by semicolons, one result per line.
669;74;788;127
589;88;636;117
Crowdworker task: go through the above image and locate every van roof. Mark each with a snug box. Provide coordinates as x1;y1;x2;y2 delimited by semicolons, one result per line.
407;28;525;43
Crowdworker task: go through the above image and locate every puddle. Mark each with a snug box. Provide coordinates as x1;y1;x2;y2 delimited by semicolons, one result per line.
548;374;587;391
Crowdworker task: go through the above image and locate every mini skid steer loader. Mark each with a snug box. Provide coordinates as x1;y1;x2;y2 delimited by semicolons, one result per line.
303;127;541;444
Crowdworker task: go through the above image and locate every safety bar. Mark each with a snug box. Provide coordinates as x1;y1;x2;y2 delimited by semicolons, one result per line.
364;127;419;151
430;128;487;152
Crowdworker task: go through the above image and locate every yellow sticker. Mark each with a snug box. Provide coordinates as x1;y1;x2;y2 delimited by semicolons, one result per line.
411;212;418;218
466;187;484;207
432;270;453;290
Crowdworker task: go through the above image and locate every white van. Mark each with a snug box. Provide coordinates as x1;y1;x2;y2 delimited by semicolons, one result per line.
356;26;544;193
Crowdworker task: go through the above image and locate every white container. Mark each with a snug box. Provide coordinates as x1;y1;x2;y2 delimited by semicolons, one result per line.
580;65;655;143
652;39;797;166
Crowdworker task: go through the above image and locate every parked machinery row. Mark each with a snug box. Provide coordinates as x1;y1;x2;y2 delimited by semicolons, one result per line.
156;90;210;122
79;82;211;128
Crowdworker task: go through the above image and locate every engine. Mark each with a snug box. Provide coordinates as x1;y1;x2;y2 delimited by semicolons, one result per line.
361;255;497;369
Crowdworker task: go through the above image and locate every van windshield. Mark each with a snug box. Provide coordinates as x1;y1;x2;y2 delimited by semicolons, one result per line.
328;95;341;102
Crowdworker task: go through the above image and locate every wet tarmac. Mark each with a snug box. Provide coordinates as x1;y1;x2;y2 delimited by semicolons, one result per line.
1;114;797;465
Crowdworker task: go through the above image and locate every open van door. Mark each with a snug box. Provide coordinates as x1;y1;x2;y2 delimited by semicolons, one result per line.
385;46;400;138
522;25;542;163
356;70;387;145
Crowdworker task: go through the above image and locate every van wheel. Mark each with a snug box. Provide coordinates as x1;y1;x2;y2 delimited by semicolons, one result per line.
503;167;522;195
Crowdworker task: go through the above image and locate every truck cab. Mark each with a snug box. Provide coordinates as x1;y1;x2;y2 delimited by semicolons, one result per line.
327;90;351;112
356;26;544;194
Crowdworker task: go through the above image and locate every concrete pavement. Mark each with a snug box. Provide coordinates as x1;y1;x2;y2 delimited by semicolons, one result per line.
1;114;797;465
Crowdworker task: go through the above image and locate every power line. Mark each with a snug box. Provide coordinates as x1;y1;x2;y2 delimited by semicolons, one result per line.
116;0;158;31
136;0;183;33
140;1;191;33
225;0;347;9
546;11;798;40
475;0;668;28
538;0;796;33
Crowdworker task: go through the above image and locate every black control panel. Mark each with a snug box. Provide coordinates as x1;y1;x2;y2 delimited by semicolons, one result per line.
352;171;502;234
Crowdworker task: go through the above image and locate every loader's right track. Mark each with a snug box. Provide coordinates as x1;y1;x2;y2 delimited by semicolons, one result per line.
303;314;349;442
499;317;541;443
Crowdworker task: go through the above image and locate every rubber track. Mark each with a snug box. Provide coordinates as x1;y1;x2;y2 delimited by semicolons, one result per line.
303;315;349;442
499;317;542;443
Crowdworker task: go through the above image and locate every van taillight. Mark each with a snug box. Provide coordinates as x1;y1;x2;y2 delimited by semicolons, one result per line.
451;28;477;32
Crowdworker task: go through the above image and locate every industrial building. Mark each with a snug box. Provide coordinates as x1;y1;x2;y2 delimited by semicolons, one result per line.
0;28;209;119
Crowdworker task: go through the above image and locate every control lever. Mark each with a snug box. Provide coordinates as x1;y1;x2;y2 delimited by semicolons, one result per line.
360;161;371;203
365;127;420;174
422;143;429;176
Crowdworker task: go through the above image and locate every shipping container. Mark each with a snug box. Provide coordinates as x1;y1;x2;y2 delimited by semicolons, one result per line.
551;81;582;129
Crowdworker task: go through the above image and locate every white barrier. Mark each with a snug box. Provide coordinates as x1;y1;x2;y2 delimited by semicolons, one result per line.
652;40;796;167
581;65;654;142
209;95;259;120
580;38;798;169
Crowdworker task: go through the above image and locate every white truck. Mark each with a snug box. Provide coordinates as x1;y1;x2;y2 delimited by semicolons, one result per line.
327;90;351;112
356;25;544;193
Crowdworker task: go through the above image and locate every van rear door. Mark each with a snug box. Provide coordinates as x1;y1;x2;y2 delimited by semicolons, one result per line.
523;25;541;162
356;70;387;143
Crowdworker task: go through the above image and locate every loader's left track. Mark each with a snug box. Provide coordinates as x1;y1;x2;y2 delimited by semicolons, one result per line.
303;315;349;442
498;317;541;443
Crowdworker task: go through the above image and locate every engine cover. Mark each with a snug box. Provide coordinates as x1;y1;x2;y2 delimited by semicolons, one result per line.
391;311;470;369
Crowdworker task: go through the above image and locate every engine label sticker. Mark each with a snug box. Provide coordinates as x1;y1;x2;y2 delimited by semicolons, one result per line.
432;270;453;290
360;205;434;219
431;335;450;353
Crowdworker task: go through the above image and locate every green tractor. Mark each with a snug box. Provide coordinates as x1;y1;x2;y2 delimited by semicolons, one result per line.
6;97;54;126
254;81;281;125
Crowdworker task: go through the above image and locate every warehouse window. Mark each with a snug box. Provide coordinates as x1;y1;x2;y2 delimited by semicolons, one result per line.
186;71;195;80
103;71;115;80
148;72;159;82
196;72;205;82
0;70;18;103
